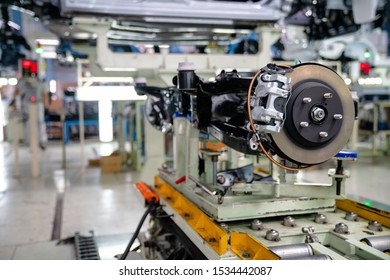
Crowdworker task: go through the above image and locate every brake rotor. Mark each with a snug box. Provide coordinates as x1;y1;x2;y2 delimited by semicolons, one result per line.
270;63;355;165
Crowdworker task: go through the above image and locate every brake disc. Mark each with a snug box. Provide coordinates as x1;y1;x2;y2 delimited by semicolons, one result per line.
270;63;355;165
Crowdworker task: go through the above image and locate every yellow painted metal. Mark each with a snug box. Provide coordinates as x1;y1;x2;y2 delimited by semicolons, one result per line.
253;166;271;175
230;232;280;260
154;176;228;255
336;199;390;228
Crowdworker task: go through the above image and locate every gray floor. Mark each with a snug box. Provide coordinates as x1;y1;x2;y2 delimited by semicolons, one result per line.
0;141;146;259
0;140;389;259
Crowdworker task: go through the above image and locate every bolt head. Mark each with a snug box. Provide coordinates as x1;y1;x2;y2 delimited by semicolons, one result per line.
265;229;280;241
283;216;296;227
334;222;349;234
314;213;327;224
345;211;358;221
368;220;383;232
251;219;263;230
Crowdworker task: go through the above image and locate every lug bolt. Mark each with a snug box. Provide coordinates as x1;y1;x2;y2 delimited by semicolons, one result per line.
333;114;343;120
319;132;328;138
303;97;312;103
323;93;333;99
300;122;309;127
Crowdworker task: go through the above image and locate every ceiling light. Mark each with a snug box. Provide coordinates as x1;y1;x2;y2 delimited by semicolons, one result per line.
8;78;18;86
76;86;146;101
36;39;60;46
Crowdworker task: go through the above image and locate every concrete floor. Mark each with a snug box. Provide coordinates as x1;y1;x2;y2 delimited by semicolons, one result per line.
0;141;146;259
0;140;389;259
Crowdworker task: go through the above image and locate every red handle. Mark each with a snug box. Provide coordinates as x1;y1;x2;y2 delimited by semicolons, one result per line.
175;176;186;184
